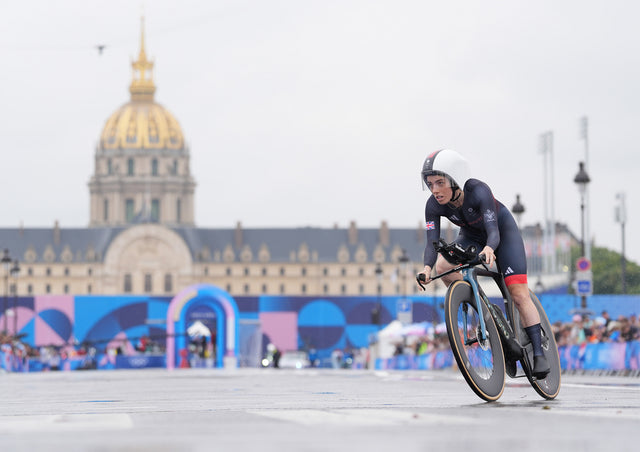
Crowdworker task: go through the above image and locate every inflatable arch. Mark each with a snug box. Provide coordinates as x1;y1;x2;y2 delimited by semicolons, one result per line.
166;284;239;369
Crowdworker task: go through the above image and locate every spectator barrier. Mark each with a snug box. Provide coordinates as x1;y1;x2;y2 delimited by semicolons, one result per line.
373;341;640;372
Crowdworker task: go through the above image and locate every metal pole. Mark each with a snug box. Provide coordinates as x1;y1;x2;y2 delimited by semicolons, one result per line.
539;133;549;274
581;116;591;262
580;194;587;309
622;220;627;294
376;282;382;328
12;285;17;336
3;272;7;333
615;192;627;294
549;132;556;274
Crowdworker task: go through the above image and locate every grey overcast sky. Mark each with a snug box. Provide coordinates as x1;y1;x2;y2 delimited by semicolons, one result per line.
1;1;639;264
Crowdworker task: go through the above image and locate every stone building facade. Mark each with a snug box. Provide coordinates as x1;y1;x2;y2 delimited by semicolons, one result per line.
0;25;434;300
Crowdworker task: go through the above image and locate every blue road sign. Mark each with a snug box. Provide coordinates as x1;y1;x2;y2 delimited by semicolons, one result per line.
577;280;592;295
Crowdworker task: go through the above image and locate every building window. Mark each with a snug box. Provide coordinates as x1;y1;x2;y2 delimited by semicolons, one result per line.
151;199;160;222
88;268;92;276
359;284;364;294
301;267;307;277
124;274;132;293
46;268;51;276
172;160;178;175
27;284;33;295
28;268;33;276
144;274;152;293
280;267;285;276
104;199;109;222
46;284;51;294
126;199;135;222
341;284;346;294
261;284;267;294
226;267;232;276
64;284;69;294
127;158;135;176
279;284;285;294
64;267;69;276
107;158;113;175
244;284;250;294
176;198;182;223
204;267;209;276
152;158;158;176
244;267;250;276
323;267;328;276
341;268;346;277
164;274;173;293
323;284;328;294
261;267;267;276
359;268;364;277
301;284;307;294
87;284;92;294
226;284;232;293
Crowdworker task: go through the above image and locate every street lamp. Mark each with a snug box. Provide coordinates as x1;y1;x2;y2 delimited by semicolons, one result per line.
373;262;383;327
615;193;627;294
574;162;591;308
10;260;20;337
1;249;12;334
511;194;525;227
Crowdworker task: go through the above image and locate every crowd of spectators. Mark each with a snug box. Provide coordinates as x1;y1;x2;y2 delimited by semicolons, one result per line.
554;311;639;347
394;311;640;358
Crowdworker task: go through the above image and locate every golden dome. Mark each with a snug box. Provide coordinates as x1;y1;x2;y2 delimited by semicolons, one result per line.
100;102;184;151
99;18;184;151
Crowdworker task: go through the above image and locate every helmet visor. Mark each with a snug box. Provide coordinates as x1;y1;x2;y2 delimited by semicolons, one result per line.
422;172;453;192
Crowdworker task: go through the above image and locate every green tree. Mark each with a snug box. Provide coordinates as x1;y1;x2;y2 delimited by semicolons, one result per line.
570;246;640;294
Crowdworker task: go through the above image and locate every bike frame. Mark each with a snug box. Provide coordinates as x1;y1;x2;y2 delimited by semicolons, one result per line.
422;259;517;349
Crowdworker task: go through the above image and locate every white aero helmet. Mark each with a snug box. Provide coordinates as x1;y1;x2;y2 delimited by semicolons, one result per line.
421;149;471;194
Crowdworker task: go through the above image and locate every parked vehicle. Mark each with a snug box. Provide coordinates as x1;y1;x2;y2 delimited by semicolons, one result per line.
278;351;311;369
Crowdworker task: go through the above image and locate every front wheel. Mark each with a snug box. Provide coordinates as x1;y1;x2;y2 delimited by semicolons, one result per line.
445;280;505;402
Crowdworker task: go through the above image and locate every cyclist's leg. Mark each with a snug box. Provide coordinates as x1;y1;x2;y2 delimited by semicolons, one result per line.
494;212;539;326
434;254;462;286
496;218;549;377
507;283;540;327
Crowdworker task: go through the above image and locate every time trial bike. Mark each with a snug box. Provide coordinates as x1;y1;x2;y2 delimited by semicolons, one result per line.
417;239;561;402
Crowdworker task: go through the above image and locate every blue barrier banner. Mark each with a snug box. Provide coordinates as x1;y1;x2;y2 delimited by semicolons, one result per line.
0;352;166;372
375;341;640;372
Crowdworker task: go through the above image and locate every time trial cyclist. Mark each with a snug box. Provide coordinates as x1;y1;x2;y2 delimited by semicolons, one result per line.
416;149;550;378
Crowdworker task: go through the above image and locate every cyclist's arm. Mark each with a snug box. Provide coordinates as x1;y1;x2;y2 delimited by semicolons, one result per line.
423;199;441;269
472;180;501;251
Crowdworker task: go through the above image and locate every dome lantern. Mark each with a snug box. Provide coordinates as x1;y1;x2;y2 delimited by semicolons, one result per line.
129;17;156;102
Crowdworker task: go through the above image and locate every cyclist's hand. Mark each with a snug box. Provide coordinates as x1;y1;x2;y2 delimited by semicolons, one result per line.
416;266;432;290
479;246;495;266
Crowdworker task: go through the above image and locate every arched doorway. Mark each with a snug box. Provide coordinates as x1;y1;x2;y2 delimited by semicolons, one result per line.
166;284;239;369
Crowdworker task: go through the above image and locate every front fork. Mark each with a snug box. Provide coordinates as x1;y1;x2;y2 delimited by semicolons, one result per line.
460;268;489;345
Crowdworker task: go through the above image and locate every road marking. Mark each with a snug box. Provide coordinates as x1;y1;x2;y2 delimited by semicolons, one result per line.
545;408;640;421
563;382;640;391
247;409;482;426
0;414;134;433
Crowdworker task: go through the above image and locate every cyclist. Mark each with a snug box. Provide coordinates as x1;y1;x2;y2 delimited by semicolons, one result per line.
416;149;550;378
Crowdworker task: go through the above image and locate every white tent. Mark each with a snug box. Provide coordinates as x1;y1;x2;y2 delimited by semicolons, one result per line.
187;320;211;338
